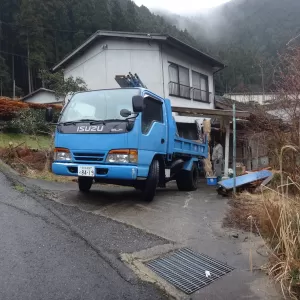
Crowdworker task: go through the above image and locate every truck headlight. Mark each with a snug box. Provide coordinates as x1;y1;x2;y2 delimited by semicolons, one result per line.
54;148;72;161
106;149;138;163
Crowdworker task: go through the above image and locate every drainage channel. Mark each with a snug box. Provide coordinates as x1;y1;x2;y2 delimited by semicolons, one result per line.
146;248;235;294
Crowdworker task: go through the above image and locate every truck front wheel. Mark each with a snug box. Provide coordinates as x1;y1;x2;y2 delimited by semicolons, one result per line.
78;177;93;192
142;159;159;202
176;163;198;191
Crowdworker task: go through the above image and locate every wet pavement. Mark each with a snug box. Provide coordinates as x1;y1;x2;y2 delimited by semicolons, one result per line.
0;163;282;300
45;181;281;300
0;172;167;300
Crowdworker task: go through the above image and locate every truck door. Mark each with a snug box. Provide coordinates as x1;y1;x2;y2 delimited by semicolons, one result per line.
139;95;167;154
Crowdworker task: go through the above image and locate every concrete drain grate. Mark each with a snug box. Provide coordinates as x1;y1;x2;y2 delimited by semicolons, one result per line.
146;248;235;294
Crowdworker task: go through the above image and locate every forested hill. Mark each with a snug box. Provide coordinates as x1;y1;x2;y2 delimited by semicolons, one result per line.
1;0;299;98
0;0;198;97
157;0;300;93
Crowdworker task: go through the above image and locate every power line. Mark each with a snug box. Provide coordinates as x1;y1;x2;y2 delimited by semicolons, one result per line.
0;49;56;64
0;20;93;34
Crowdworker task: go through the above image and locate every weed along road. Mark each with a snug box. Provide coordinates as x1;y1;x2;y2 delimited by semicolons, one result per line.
0;165;282;300
0;171;167;300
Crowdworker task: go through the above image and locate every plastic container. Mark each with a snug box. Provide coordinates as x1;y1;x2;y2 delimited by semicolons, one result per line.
206;176;218;186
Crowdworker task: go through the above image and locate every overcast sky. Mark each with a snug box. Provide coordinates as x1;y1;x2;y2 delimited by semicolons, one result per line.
133;0;231;14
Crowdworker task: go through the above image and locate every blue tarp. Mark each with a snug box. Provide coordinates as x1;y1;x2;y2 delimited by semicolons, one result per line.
219;170;273;190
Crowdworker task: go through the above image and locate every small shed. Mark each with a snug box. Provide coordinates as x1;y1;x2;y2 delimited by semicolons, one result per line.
22;88;63;104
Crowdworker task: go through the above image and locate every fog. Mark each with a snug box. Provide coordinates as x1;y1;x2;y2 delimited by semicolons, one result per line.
133;0;231;15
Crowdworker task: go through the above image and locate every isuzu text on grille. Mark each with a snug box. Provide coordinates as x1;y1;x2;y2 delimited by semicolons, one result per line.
77;125;104;132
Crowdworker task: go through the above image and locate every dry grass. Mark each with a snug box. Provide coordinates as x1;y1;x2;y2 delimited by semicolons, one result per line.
26;169;75;183
0;146;74;183
224;183;300;299
0;133;51;149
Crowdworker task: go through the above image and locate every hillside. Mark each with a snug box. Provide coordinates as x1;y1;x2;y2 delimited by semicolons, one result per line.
1;0;299;97
157;0;300;93
0;0;198;97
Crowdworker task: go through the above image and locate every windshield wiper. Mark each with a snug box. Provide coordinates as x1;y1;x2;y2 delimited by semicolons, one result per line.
58;119;105;126
58;121;78;126
90;119;106;125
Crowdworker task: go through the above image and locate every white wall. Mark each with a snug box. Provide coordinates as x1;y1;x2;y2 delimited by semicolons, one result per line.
63;37;216;124
24;91;63;104
224;93;276;105
64;38;164;95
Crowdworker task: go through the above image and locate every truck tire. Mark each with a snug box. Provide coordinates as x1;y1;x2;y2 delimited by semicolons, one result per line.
176;163;198;191
142;159;159;202
78;177;93;192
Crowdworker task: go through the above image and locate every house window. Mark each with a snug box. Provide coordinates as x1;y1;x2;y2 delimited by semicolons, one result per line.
142;97;163;134
192;71;209;102
168;63;190;99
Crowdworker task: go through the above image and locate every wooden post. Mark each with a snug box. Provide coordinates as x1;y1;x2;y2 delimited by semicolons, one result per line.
224;119;230;177
233;103;237;194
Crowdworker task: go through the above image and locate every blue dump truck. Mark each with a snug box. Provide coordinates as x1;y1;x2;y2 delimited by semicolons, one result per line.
45;88;208;202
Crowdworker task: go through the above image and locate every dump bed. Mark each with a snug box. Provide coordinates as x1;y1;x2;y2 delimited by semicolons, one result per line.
173;136;208;158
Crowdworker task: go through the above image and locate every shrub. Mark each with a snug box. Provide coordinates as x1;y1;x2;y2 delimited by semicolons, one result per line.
3;108;60;135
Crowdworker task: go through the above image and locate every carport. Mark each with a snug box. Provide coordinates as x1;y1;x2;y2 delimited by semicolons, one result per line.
172;106;250;177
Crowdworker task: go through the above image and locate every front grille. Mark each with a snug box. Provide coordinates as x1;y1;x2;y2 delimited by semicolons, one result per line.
73;152;105;163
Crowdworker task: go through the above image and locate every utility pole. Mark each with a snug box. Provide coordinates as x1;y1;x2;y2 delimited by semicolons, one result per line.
54;30;58;62
261;63;265;104
27;31;32;94
12;49;15;98
233;103;236;195
0;20;1;97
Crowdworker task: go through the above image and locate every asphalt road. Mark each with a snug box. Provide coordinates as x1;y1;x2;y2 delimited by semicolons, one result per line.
0;172;167;300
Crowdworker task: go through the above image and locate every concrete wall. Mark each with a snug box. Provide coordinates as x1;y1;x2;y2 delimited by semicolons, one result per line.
224;93;276;105
24;91;63;104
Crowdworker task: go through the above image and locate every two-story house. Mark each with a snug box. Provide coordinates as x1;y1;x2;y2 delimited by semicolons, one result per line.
48;31;253;175
52;31;225;126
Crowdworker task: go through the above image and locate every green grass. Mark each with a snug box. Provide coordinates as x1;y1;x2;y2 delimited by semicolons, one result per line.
0;133;51;149
14;184;25;192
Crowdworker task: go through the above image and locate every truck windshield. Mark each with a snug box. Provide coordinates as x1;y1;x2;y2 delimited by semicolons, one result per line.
60;89;140;122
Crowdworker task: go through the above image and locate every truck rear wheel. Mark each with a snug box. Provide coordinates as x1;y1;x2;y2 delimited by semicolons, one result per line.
78;177;93;192
142;159;159;202
176;163;198;191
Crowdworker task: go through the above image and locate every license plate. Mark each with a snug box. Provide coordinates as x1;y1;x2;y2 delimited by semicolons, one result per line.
78;166;95;177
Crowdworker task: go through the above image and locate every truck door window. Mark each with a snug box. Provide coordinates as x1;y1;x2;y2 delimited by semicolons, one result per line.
142;97;163;134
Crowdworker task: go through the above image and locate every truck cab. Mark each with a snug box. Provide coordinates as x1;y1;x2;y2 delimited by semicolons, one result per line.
46;88;208;201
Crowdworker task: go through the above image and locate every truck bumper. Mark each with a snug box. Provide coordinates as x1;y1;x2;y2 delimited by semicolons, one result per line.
52;162;138;180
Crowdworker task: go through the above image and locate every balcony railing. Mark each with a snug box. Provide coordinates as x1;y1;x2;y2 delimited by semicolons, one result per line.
169;82;191;99
192;87;211;103
169;82;211;103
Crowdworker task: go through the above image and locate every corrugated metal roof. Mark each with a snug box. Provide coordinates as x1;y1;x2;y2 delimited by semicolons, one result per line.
21;88;55;101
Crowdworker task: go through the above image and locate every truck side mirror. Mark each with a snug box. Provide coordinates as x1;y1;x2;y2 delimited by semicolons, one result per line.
45;107;53;122
132;95;144;113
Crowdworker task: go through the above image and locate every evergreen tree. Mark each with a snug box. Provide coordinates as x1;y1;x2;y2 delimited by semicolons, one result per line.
125;1;138;32
92;0;112;31
110;0;126;31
